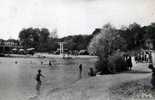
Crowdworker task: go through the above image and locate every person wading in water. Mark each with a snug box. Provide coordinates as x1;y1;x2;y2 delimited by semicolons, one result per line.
79;64;83;79
36;69;45;95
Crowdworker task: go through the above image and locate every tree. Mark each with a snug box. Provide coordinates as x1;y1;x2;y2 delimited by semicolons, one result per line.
89;23;126;58
19;28;39;49
88;23;126;73
61;35;92;51
119;23;144;50
18;27;59;52
38;28;50;52
47;38;58;51
143;23;155;49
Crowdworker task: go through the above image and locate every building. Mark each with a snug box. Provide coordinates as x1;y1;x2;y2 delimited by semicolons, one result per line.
0;39;22;53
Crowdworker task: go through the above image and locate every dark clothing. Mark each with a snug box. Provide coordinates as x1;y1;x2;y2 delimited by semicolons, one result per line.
49;61;52;66
36;73;44;83
88;68;95;76
127;56;132;70
151;72;155;87
79;64;82;78
35;70;44;95
148;64;155;88
79;64;82;72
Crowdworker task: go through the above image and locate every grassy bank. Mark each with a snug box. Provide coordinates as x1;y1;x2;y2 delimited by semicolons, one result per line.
110;76;155;100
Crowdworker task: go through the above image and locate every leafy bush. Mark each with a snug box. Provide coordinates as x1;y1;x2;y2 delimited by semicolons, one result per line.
107;51;128;73
95;51;128;74
95;58;109;74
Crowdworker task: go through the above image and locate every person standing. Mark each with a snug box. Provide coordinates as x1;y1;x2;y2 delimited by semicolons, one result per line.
49;61;52;66
35;69;45;95
127;56;133;70
79;64;83;79
41;61;43;65
148;64;155;89
88;68;95;77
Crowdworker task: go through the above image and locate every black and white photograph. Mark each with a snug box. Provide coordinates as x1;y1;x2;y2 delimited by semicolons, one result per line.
0;0;155;100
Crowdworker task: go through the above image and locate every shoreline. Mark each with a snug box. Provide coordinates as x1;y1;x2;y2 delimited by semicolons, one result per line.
2;53;97;59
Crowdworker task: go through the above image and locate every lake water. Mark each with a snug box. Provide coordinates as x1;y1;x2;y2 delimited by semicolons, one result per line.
0;57;97;100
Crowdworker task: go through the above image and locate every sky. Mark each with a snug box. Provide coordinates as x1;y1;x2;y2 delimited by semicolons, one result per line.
0;0;155;39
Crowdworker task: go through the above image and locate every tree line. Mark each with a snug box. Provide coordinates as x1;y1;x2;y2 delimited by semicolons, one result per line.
88;22;155;74
1;22;155;54
18;27;93;52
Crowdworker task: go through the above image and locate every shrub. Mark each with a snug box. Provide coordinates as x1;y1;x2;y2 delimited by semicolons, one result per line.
95;58;110;74
107;51;128;73
95;51;128;74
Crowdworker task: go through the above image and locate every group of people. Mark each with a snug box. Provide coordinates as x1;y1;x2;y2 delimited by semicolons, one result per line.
135;51;152;63
78;64;95;78
35;63;95;95
123;54;133;70
35;55;155;96
135;50;155;89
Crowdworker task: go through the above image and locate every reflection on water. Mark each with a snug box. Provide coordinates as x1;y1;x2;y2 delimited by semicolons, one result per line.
0;57;97;100
36;82;41;95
